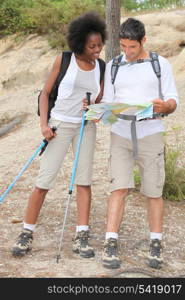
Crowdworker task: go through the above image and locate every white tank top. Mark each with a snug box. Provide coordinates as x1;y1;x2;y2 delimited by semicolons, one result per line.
50;53;101;123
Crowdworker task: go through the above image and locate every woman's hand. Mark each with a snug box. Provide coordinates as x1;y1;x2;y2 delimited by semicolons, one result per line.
82;98;90;110
82;98;100;122
41;125;56;141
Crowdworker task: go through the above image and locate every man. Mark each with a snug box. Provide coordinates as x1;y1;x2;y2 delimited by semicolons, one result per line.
101;18;178;269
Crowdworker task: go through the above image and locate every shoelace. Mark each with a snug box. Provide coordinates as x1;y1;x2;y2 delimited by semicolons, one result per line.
78;231;89;247
17;232;32;246
105;240;118;257
150;241;161;258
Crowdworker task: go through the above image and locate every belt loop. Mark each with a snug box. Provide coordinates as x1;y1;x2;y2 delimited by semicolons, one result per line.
131;120;138;160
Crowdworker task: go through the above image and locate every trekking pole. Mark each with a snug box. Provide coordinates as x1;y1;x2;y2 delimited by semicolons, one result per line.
56;92;91;263
0;127;56;203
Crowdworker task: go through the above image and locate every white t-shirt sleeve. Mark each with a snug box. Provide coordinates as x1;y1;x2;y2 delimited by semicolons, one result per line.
160;56;179;104
101;60;115;103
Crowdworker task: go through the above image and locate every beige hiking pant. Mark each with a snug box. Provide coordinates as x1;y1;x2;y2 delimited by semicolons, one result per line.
36;119;96;190
109;132;165;198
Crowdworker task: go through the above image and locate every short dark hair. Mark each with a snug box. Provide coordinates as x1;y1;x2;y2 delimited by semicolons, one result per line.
119;18;145;42
67;11;107;54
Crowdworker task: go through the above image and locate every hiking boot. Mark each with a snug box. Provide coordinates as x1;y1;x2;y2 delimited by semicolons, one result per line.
148;239;163;269
72;230;95;258
102;238;121;269
11;229;33;256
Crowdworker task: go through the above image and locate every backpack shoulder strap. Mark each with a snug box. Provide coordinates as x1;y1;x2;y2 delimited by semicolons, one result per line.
97;58;105;83
149;51;161;78
149;51;163;100
111;55;123;84
56;51;72;85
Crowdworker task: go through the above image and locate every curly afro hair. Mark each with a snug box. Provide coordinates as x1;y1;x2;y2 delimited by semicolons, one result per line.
67;11;107;54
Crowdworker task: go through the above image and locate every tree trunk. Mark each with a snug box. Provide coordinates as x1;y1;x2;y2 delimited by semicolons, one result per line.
105;0;121;63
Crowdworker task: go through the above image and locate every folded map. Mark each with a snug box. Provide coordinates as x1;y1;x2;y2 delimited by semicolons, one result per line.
86;102;153;124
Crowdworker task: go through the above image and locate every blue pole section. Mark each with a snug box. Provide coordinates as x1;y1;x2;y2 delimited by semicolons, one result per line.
68;110;86;194
0;140;46;203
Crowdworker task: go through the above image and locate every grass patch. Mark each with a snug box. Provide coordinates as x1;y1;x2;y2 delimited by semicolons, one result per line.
163;146;185;201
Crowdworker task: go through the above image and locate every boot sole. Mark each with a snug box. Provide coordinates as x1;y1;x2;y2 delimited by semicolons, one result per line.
73;249;95;258
102;261;121;269
11;248;31;257
80;252;95;258
148;259;163;269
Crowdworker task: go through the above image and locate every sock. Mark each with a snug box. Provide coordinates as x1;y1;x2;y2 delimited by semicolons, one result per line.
105;232;118;240
76;225;89;232
150;232;162;240
23;222;36;232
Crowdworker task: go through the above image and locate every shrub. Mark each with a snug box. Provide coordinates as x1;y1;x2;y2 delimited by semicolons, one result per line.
0;0;33;36
163;146;185;201
0;0;104;48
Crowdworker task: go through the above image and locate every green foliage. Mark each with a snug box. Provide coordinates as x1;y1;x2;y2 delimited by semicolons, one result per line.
163;146;185;201
121;0;139;11
0;0;33;36
0;0;104;48
1;0;185;46
1;0;185;41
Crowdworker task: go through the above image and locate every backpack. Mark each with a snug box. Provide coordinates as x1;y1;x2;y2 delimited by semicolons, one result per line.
37;51;106;120
110;51;166;159
111;51;163;100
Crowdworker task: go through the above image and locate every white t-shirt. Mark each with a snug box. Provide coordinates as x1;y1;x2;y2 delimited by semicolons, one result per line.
102;54;179;139
51;53;101;123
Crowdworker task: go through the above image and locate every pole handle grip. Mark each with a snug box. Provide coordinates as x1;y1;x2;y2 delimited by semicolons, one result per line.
39;126;57;156
84;92;91;125
86;92;91;107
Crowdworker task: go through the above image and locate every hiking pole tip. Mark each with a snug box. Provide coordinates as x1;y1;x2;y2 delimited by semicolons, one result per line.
56;254;61;263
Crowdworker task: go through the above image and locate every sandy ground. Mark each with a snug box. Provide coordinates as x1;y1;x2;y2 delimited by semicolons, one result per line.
0;9;185;280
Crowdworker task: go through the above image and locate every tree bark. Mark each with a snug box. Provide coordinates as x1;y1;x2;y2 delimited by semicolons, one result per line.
105;0;121;63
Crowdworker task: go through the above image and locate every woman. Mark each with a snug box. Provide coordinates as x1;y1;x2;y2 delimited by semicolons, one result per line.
11;11;107;259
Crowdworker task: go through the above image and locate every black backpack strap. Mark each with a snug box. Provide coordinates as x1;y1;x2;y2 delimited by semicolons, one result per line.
149;51;161;78
56;51;72;86
37;51;72;118
58;54;105;84
149;51;166;119
111;55;123;84
149;51;163;100
98;58;106;83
